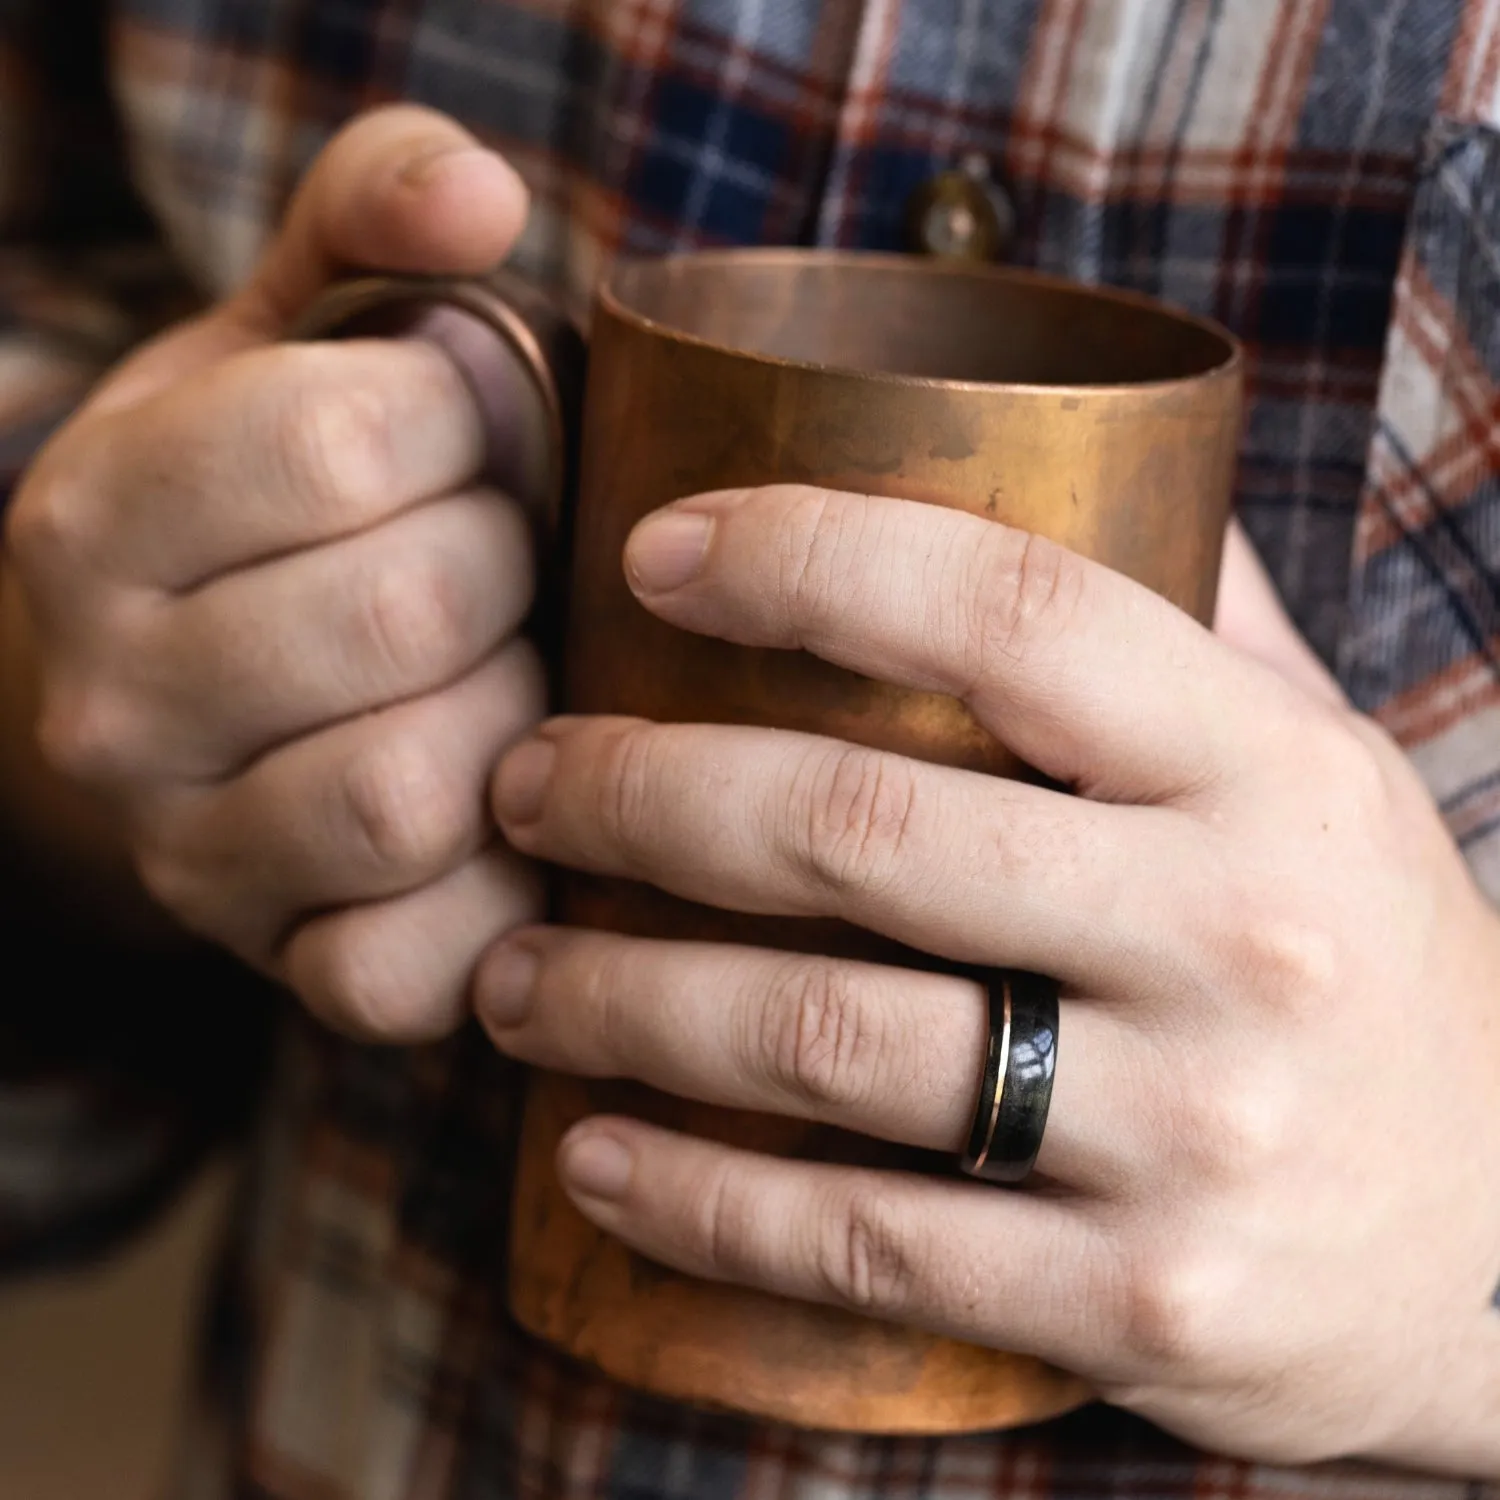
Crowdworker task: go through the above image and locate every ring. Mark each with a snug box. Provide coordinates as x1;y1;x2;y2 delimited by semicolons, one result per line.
960;970;1060;1184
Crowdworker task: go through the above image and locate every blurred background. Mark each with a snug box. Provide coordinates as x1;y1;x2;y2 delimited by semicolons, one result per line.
0;1163;229;1500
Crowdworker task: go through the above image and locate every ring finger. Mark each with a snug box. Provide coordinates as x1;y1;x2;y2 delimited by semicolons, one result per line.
476;928;1156;1195
494;717;1204;998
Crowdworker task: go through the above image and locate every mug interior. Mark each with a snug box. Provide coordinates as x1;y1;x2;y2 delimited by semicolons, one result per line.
604;251;1236;388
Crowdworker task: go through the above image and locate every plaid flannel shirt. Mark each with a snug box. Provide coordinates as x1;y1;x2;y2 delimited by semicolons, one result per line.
2;2;1498;1497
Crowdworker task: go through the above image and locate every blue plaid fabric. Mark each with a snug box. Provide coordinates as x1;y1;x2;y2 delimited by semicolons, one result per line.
0;2;1497;1497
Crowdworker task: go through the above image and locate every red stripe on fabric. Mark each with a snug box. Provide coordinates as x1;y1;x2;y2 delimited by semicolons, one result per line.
112;16;1419;225
1450;781;1500;841
1142;0;1214;148
245;1117;398;1500
1440;0;1500;119
1217;0;1334;335
1357;263;1500;556
759;9;866;244
395;1255;493;1496
1377;654;1500;744
821;0;904;247
1022;138;1413;208
1242;350;1383;406
1196;1454;1256;1500
1005;0;1090;196
857;0;907;150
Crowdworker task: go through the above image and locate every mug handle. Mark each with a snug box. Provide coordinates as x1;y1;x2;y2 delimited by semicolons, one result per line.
289;269;586;544
288;270;587;660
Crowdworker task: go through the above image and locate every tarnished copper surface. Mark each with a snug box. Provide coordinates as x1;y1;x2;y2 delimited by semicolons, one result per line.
514;250;1242;1433
296;250;1242;1434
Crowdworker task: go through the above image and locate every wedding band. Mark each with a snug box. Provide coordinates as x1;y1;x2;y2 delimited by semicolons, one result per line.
961;970;1059;1184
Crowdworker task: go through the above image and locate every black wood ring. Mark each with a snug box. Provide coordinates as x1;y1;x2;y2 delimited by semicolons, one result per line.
961;970;1059;1184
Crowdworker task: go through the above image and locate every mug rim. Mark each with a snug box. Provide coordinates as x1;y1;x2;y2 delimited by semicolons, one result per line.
597;247;1244;397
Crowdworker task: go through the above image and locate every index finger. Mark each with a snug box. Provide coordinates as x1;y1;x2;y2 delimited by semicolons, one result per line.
624;485;1318;805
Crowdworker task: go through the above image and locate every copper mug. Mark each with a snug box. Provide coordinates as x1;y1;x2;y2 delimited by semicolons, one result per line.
298;250;1243;1434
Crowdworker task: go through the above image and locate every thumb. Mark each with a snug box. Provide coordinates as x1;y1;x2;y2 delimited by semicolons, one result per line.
88;107;528;413
234;104;530;333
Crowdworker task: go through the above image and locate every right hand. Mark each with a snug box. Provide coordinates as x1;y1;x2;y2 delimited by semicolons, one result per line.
3;107;547;1041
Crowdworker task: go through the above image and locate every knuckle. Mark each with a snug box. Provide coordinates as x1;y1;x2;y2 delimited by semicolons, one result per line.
5;459;95;573
1207;1070;1294;1178
361;552;474;686
339;735;469;879
978;529;1086;669
1212;886;1343;1016
814;1183;919;1316
294;919;431;1041
134;828;259;962
1171;1065;1294;1182
796;744;919;895
1118;1243;1234;1373
695;1159;757;1279
763;959;881;1113
773;486;841;614
134;844;201;928
35;682;137;784
1245;914;1342;1011
268;360;392;523
594;724;661;854
571;940;637;1062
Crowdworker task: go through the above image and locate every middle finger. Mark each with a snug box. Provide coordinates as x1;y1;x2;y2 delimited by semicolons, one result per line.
141;486;533;776
493;717;1206;998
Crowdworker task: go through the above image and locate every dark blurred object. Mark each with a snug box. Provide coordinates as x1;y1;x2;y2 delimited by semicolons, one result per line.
0;7;238;1282
2;0;156;246
0;866;276;1278
0;0;202;363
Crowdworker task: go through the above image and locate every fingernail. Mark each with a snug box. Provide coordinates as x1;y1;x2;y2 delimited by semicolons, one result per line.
561;1128;634;1204
476;943;539;1030
627;511;714;595
495;738;556;826
399;143;497;190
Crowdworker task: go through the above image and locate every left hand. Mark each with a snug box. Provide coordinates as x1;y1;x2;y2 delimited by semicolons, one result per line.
478;484;1500;1474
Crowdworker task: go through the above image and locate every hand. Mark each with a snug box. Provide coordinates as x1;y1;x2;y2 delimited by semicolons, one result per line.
478;485;1500;1473
3;106;545;1039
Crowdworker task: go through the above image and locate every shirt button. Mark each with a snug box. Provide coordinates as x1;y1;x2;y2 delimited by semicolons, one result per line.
904;153;1017;262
